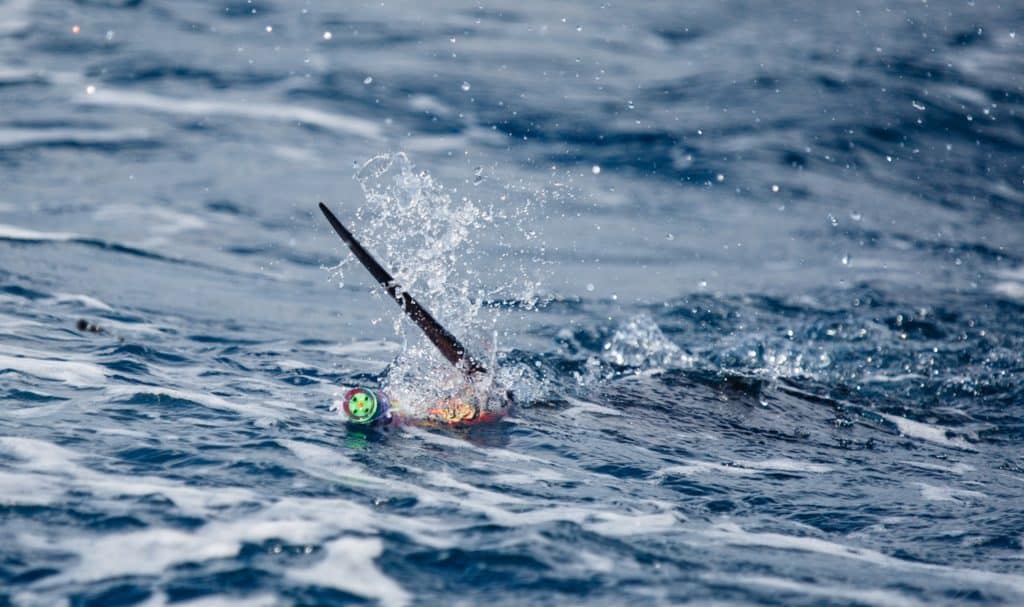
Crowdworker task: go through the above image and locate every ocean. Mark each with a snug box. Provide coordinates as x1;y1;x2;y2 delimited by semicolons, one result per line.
1;1;1023;605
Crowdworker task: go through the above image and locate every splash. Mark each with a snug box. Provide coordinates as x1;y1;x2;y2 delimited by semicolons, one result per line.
330;153;541;416
597;313;695;379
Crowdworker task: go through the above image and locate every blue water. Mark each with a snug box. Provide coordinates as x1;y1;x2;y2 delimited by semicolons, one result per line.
2;1;1024;605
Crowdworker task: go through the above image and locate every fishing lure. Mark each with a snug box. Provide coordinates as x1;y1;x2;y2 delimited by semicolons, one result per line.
339;385;501;427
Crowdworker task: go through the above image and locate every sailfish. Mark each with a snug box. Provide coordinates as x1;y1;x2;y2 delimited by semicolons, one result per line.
318;202;503;426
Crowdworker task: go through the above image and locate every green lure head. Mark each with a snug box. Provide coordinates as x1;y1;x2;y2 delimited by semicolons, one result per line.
342;388;379;424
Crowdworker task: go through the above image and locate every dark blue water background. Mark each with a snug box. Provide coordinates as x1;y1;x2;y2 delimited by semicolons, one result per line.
2;1;1023;605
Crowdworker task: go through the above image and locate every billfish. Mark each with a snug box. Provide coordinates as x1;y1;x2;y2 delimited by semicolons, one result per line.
319;202;507;427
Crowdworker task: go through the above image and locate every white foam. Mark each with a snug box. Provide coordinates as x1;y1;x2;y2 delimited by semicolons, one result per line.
24;494;387;587
0;470;62;505
655;461;760;477
654;457;830;478
138;593;278;607
423;470;527;507
2;437;421;602
82;89;383;140
286;438;679;543
0;436;82;470
916;482;986;503
402;426;552;466
702;521;1024;595
55;528;240;583
733;458;832;473
880;413;974;450
898;460;974;475
0;223;76;241
0;436;255;516
279;438;391;488
488;468;567;484
106;385;298;419
0;353;106;386
52;292;113;311
584;511;681;537
705;573;926;607
275;359;314;372
288;537;410;607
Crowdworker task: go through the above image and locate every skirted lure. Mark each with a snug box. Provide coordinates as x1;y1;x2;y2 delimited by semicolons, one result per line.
339;385;501;427
341;387;393;425
319;202;502;427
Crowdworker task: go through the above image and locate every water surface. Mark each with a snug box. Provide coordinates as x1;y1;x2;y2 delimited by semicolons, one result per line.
2;1;1023;605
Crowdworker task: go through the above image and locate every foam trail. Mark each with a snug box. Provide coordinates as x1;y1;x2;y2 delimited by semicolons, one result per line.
0;223;76;241
702;521;1024;595
702;573;926;607
0;436;256;514
0;353;106;386
880;413;974;450
654;458;831;478
51;293;114;311
138;593;279;607
287;537;410;607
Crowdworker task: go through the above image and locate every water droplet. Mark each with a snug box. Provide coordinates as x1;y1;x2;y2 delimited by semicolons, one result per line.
841;253;850;265
771;184;780;193
472;166;484;185
576;25;583;32
105;30;114;41
71;24;80;34
586;283;595;292
363;76;373;85
591;165;601;175
715;173;725;182
461;81;471;92
666;233;674;241
911;100;926;111
828;213;838;227
322;31;333;40
265;25;273;33
849;210;862;221
85;85;96;95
